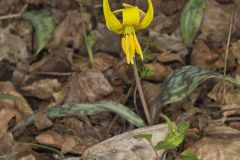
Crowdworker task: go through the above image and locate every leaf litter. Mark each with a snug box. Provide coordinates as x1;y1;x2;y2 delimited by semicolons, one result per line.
0;0;240;159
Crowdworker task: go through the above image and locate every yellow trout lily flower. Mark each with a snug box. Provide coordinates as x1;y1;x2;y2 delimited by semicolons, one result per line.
103;0;154;64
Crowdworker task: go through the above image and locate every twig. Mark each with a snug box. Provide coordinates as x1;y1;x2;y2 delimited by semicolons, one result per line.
208;117;240;123
31;71;74;76
105;115;119;138
223;8;235;97
133;58;152;125
0;4;28;20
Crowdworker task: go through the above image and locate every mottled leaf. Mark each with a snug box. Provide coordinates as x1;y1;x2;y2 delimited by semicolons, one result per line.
181;150;199;160
23;9;54;54
152;65;240;121
12;101;146;131
133;134;152;143
180;0;206;46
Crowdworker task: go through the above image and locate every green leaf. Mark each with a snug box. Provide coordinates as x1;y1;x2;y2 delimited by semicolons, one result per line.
133;134;152;143
12;101;146;131
23;9;54;54
152;65;240;121
181;150;199;160
180;0;206;46
177;122;190;134
165;131;185;147
86;34;95;67
154;141;176;151
161;114;175;135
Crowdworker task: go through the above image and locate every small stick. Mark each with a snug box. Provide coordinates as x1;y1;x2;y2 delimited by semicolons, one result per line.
223;7;235;97
133;58;152;125
0;4;28;20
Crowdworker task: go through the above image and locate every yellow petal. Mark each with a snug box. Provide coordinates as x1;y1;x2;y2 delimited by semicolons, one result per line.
129;34;136;64
138;0;154;29
129;34;135;55
103;0;124;34
133;33;143;60
122;6;140;27
122;36;130;64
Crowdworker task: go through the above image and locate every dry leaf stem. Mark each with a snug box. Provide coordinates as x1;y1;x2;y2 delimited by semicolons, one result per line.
0;4;28;20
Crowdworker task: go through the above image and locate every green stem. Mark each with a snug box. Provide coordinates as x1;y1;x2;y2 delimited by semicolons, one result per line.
79;1;94;68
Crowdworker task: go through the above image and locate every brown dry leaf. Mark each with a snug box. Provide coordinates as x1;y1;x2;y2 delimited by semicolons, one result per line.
143;63;172;81
190;40;224;69
106;86;128;104
0;108;19;137
149;31;189;56
115;65;133;85
201;0;240;43
0;0;15;15
52;86;69;106
92;24;121;56
0;27;29;63
142;81;161;108
158;0;185;15
150;13;178;34
157;52;185;64
47;10;91;50
205;125;240;135
65;69;113;103
93;52;118;72
230;39;240;64
72;56;90;72
36;131;90;154
34;112;53;130
0;82;33;136
207;81;240;118
36;131;65;149
188;126;240;160
72;52;118;72
61;136;76;154
0;133;32;159
29;47;73;73
81;124;169;160
0;133;18;159
21;79;62;100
